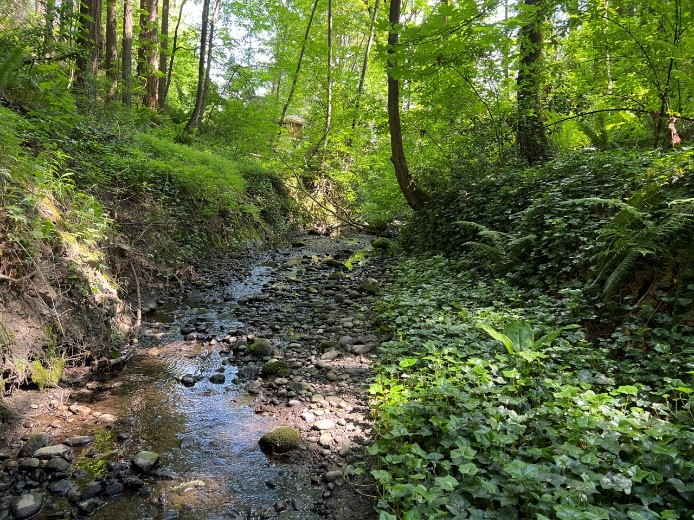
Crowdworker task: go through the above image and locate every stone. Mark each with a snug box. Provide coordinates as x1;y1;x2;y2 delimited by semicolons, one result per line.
318;433;333;447
103;482;125;497
312;419;335;431
300;412;315;422
44;457;71;473
10;493;44;519
258;426;302;453
80;482;103;500
78;498;105;516
371;237;391;250
324;470;343;483
34;444;72;460
18;458;41;471
358;279;379;294
248;338;273;357
260;360;291;378
47;479;73;495
63;435;95;447
337;336;355;348
208;373;225;384
131;451;161;474
351;344;373;355
320;350;340;361
181;375;197;387
18;434;52;458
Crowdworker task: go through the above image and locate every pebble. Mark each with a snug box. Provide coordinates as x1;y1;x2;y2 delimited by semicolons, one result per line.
313;419;336;431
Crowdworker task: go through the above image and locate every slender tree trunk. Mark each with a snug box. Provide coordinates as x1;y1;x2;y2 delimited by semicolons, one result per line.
121;0;133;106
351;0;379;132
516;0;549;165
158;0;169;107
387;0;428;212
185;0;210;132
279;0;320;125
325;0;333;141
140;0;158;108
75;0;101;97
105;0;118;99
199;0;219;123
165;0;187;106
42;0;55;50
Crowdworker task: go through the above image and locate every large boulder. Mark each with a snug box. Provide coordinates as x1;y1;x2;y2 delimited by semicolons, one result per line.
18;434;52;458
248;338;273;357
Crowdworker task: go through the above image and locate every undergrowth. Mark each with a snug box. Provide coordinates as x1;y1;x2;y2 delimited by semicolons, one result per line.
370;255;694;519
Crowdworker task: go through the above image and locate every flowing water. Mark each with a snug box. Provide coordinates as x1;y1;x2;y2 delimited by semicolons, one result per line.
72;260;324;520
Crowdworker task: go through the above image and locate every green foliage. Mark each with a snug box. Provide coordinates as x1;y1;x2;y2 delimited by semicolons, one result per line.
371;255;694;519
28;356;64;391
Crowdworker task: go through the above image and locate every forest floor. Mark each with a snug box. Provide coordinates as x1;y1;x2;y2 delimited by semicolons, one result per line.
0;233;387;519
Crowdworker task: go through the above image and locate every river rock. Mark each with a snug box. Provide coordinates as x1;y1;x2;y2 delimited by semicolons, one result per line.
351;343;373;355
131;451;160;474
324;470;343;483
258;426;302;453
248;338;273;357
47;479;73;495
18;458;41;471
318;433;333;447
313;419;335;431
18;434;52;458
78;498;105;516
34;444;72;460
63;435;96;447
44;456;72;473
209;373;225;384
10;492;44;519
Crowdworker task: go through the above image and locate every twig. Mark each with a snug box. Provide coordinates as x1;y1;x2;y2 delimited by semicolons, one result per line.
0;271;36;284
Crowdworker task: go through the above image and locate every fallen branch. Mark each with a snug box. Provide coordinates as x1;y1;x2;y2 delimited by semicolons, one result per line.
90;346;135;371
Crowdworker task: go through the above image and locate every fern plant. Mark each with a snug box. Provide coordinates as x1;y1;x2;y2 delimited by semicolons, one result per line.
574;197;694;299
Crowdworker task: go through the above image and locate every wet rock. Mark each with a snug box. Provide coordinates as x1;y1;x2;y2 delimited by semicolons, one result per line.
208;373;225;384
273;500;287;512
313;419;335;431
9;492;44;519
47;479;73;495
131;451;160;474
258;426;302;453
63;435;95;447
151;467;178;480
121;476;145;490
34;444;72;460
179;437;195;449
80;482;103;500
18;434;52;458
103;482;125;497
77;498;105;516
180;375;197;387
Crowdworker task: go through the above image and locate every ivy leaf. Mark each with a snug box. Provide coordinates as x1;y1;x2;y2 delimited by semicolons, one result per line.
434;475;459;491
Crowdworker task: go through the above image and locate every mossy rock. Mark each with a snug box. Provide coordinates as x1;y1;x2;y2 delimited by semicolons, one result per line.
322;257;344;268
260;360;291;378
319;340;338;352
370;237;392;250
248;338;273;357
258;426;301;453
327;272;342;281
358;279;379;295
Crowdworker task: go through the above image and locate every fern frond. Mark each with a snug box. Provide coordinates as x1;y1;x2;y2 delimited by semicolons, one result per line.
0;46;25;89
603;248;650;297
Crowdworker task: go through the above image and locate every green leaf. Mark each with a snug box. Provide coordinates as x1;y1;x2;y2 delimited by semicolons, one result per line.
476;322;516;354
434;475;459;491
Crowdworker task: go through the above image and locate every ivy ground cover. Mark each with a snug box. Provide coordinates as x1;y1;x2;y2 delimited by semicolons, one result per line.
369;256;694;519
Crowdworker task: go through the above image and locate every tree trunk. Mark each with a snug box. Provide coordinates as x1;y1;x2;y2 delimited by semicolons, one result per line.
157;0;169;107
164;0;187;106
121;0;133;106
279;0;320;125
75;0;101;97
141;0;158;108
325;0;333;141
387;0;428;212
351;0;379;132
516;0;549;165
105;0;118;99
199;0;220;123
42;0;55;50
184;0;210;132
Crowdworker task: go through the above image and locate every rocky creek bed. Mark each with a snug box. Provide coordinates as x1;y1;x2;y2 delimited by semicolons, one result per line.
0;234;388;519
